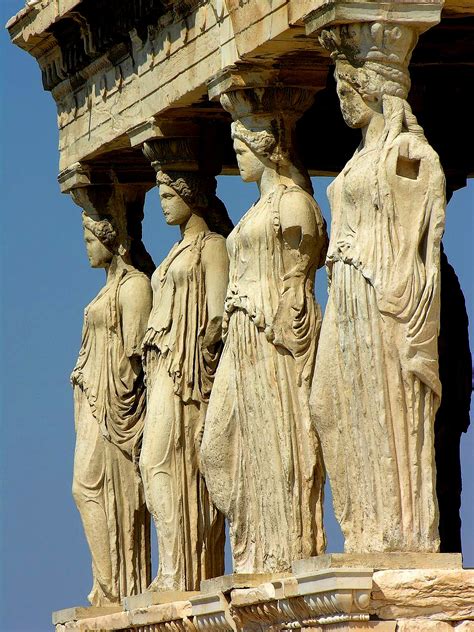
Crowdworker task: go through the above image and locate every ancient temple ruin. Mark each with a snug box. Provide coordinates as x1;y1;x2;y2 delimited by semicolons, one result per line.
7;0;473;630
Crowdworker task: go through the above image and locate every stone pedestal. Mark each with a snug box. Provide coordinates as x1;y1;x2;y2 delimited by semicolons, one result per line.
52;560;474;631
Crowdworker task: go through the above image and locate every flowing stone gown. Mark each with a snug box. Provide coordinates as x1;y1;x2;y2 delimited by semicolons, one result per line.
202;185;327;573
71;269;151;605
141;231;225;590
310;136;445;552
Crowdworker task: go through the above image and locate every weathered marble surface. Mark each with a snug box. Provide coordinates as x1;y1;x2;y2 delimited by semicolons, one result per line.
71;185;153;605
201;86;328;574
53;565;474;631
140;161;232;591
310;20;445;554
371;569;474;620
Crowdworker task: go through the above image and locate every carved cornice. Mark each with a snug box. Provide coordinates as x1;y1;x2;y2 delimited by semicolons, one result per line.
13;0;203;92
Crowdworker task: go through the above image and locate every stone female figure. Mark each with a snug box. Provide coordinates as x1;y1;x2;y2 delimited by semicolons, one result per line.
310;23;445;552
71;196;153;605
140;171;231;591
201;88;328;573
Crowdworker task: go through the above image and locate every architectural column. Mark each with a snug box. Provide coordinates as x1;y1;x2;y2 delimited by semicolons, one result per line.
58;160;155;606
200;70;329;575
305;1;447;554
128;119;232;593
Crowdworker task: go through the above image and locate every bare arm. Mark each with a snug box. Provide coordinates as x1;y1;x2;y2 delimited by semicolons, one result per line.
201;237;229;349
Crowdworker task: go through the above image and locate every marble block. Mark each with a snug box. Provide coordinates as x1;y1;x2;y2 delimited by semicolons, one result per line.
293;554;463;575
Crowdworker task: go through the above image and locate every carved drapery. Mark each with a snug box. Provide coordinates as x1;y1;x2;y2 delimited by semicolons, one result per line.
307;5;446;554
200;80;328;574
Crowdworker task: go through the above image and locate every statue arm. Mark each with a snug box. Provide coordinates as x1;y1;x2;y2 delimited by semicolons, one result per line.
280;190;327;258
119;275;153;369
201;237;229;350
380;135;445;319
267;190;327;356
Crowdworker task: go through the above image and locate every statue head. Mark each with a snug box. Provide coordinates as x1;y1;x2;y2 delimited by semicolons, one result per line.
156;170;234;237
73;185;155;277
81;212;119;269
320;22;416;128
221;87;314;192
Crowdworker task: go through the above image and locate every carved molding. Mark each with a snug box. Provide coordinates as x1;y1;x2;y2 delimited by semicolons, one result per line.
191;593;236;632
54;566;474;631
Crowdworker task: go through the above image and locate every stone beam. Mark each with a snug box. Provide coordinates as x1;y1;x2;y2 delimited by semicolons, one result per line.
7;0;331;173
7;0;474;183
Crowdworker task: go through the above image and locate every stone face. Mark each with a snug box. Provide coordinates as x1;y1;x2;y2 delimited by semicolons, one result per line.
371;569;474;620
201;85;329;574
70;181;153;606
310;19;445;555
139;139;232;591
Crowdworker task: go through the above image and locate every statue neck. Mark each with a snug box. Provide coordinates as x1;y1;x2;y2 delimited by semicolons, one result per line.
361;111;385;150
180;212;209;241
105;256;130;284
258;165;297;198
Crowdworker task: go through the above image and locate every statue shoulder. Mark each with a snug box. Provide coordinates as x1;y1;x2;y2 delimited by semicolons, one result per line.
278;186;326;237
386;132;444;184
118;270;152;311
201;232;228;265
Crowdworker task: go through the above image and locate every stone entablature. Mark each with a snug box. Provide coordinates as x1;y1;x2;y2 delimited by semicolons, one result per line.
7;0;474;180
53;559;473;632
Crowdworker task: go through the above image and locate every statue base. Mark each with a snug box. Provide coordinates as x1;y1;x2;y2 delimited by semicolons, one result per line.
52;605;122;625
53;558;474;631
123;590;199;610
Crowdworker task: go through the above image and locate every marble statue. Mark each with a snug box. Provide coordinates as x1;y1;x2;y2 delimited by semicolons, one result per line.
201;87;328;573
140;170;232;591
310;23;446;553
71;187;154;605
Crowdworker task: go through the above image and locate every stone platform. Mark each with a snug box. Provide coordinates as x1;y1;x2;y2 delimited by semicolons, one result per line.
53;555;473;631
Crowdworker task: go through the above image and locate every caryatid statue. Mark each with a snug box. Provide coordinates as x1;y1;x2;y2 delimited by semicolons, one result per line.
70;182;154;605
310;22;446;553
201;87;328;573
139;138;232;591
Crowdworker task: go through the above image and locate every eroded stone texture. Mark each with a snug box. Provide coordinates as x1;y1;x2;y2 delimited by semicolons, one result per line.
201;85;329;574
397;621;454;631
139;136;232;591
310;19;445;554
371;569;474;620
454;623;474;631
70;181;154;605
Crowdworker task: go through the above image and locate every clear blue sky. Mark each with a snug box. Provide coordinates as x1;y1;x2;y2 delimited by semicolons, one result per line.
1;2;472;631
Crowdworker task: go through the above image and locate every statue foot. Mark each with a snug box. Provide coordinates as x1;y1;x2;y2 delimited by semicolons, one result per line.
147;574;183;592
